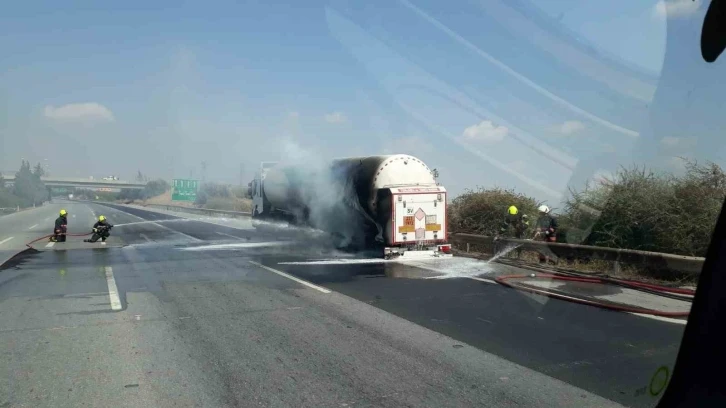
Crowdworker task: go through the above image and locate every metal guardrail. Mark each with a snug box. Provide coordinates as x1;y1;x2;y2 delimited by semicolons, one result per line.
450;233;705;275
0;207;19;216
143;203;252;219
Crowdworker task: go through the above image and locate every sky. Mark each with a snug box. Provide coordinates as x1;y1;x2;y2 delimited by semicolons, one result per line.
1;0;724;207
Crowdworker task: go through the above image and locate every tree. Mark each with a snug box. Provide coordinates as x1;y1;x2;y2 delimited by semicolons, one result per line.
0;172;5;189
33;162;45;178
136;170;145;183
13;160;47;206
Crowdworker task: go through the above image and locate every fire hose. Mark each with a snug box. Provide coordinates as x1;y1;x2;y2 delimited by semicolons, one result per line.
25;232;93;248
0;231;94;270
495;272;693;317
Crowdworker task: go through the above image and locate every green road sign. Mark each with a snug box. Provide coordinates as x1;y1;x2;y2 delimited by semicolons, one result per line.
172;179;198;201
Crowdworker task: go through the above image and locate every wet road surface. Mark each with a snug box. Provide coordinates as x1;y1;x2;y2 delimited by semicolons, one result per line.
0;201;688;407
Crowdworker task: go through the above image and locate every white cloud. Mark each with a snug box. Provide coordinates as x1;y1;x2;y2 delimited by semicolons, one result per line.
660;136;696;149
550;120;586;136
44;102;115;122
324;111;347;124
461;120;508;143
653;0;701;19
660;136;681;147
288;111;300;119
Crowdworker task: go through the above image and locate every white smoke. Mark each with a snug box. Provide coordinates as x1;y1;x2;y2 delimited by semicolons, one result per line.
277;140;371;249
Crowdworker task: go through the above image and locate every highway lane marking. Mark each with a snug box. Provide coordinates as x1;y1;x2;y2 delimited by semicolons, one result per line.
140;233;152;242
0;237;14;247
470;277;498;285
104;266;123;311
630;313;687;325
151;222;202;242
44;217;51;222
45;242;55;248
28;224;38;230
216;231;241;240
249;261;332;294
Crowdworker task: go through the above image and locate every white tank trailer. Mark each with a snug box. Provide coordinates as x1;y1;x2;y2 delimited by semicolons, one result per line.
249;155;451;258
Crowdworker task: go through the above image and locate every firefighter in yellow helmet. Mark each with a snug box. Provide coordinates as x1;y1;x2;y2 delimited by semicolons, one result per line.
84;215;113;243
500;205;529;239
50;209;68;242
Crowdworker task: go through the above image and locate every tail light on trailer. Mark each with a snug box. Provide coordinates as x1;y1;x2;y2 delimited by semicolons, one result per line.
438;244;451;254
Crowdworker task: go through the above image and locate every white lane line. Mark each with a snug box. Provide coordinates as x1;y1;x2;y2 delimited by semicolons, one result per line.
216;231;241;240
630;313;688;325
0;237;14;246
44;217;51;222
29;224;38;230
45;242;55;248
249;261;331;294
470;277;498;285
140;233;152;242
152;222;202;242
104;266;123;311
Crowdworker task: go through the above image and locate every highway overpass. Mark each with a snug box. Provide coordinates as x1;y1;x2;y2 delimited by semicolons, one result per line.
2;175;146;190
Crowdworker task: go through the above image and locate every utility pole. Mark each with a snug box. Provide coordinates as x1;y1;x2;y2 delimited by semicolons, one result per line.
239;163;245;186
201;161;207;183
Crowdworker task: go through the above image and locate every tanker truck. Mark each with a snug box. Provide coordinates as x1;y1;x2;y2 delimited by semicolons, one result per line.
248;155;451;259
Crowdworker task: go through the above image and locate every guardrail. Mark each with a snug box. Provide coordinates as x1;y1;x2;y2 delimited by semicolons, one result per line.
0;207;19;216
143;203;252;219
450;233;705;275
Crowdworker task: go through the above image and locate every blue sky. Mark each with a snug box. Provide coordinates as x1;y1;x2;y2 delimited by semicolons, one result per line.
1;0;722;207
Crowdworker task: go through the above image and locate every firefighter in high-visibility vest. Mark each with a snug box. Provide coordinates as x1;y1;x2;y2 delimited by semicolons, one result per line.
84;215;113;243
50;209;68;242
500;205;529;239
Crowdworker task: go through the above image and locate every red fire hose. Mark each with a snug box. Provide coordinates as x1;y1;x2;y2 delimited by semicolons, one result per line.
25;232;92;248
495;273;692;317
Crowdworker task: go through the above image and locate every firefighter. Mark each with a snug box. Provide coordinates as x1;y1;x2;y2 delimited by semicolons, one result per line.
534;205;558;263
50;209;68;242
84;215;113;243
501;205;529;239
496;205;529;257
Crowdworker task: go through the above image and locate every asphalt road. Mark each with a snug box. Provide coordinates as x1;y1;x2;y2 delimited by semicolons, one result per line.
0;201;688;407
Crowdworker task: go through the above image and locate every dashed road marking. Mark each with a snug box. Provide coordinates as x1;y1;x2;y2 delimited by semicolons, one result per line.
28;224;38;230
104;266;122;311
0;237;14;246
249;261;331;294
140;233;151;242
45;242;55;248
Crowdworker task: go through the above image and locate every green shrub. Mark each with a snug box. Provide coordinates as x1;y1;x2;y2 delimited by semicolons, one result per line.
449;187;541;236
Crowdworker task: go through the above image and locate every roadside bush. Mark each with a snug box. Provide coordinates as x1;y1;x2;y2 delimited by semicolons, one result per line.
204;197;252;212
449;187;541;236
145;179;169;198
194;191;208;206
200;182;230;198
0;189;23;208
560;160;726;257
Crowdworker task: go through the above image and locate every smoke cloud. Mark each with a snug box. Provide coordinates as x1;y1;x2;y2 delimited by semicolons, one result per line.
275;139;374;249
